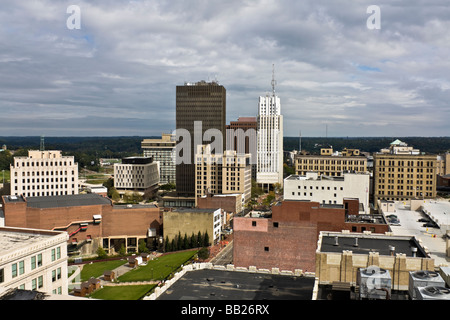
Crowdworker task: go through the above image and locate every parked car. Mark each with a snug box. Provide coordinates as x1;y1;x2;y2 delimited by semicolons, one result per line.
386;215;398;219
423;222;438;228
418;218;430;223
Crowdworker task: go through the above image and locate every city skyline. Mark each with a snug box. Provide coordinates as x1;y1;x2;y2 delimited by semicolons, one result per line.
1;1;449;137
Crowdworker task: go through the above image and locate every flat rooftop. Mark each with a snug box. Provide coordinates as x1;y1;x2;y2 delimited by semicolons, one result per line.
157;269;315;300
319;232;428;258
25;194;112;209
0;227;60;254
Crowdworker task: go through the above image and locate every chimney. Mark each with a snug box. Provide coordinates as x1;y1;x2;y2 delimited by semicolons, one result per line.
354;238;359;247
411;247;417;257
334;236;339;246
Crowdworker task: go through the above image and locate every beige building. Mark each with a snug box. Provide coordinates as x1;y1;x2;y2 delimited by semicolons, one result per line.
314;231;435;300
10;150;79;197
0;226;69;296
114;157;160;195
373;153;437;208
141;133;176;185
294;148;367;177
195;145;251;206
163;208;222;245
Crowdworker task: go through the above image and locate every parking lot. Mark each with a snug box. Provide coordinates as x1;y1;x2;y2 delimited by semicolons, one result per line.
387;201;449;267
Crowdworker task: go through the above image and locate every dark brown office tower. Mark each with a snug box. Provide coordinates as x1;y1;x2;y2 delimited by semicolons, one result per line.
176;81;226;196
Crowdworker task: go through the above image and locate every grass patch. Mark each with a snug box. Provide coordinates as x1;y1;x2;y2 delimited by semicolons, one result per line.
91;284;156;300
118;250;197;282
80;259;127;282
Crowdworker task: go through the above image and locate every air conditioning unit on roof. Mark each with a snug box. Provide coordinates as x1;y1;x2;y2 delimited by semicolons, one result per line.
357;266;391;300
416;286;450;300
409;270;445;300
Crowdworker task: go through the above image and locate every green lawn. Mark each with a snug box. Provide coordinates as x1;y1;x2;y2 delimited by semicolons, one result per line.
91;284;156;300
117;250;197;282
80;259;127;282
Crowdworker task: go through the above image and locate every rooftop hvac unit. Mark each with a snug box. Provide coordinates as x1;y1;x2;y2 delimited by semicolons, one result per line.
416;286;450;300
357;266;392;300
409;271;445;300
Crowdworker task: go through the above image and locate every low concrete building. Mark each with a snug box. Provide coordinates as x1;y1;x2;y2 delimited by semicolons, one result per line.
0;226;69;296
284;172;370;214
114;157;160;197
314;231;434;300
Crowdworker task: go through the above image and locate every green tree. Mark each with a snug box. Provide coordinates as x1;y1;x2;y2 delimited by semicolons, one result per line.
96;246;108;259
138;239;148;253
198;247;209;260
164;236;171;252
203;231;210;247
119;244;126;256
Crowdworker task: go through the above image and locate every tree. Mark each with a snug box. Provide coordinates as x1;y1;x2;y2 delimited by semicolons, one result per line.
164;236;171;252
138;239;148;253
183;233;189;250
198;247;209;260
96;246;108;259
203;231;210;247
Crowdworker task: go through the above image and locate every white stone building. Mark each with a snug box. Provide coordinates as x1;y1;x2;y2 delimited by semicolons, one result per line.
0;226;69;295
284;172;370;214
114;157;160;195
256;72;284;189
10;150;79;197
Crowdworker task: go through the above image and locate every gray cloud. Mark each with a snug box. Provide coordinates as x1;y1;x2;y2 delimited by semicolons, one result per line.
0;0;448;137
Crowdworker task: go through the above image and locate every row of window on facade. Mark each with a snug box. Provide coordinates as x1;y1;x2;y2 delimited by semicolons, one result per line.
15;170;76;177
15;161;73;167
0;247;62;284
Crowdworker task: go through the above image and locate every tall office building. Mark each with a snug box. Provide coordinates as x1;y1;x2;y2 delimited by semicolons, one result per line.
175;81;226;196
256;66;284;189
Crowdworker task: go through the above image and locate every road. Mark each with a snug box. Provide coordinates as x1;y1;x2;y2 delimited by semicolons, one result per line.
210;241;233;266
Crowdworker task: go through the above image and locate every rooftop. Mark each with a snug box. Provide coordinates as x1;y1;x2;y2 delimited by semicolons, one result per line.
0;227;64;254
319;232;428;258
157;269;315;300
25;194;111;209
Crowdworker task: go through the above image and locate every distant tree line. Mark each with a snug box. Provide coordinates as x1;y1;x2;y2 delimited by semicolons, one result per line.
284;136;450;154
164;231;210;253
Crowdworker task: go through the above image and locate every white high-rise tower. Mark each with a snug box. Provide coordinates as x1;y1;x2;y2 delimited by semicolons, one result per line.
256;65;284;189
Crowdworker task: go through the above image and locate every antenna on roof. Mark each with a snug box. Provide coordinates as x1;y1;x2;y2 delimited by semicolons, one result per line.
271;64;277;96
40;135;45;151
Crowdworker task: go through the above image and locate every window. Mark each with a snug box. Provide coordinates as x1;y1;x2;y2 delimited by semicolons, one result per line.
0;268;4;283
19;260;25;275
264;247;269;252
12;263;17;278
252;221;257;227
273;222;279;228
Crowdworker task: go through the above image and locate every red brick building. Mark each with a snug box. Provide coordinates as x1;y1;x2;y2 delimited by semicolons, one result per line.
233;199;389;273
1;194;163;255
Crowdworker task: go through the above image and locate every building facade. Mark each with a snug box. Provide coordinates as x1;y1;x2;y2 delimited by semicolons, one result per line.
10;150;79;197
175;81;226;196
233;199;389;273
284;172;370;214
141;133;176;185
373;153;437;207
256;93;284;189
294;149;367;177
195;145;251;206
1;194;163;255
114;157;160;195
0;226;69;295
163;208;223;245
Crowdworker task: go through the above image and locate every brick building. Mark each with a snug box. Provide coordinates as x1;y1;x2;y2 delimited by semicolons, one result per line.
233;199;389;273
1;194;162;255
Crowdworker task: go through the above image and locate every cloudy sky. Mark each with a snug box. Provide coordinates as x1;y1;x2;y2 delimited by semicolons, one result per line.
0;0;449;137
